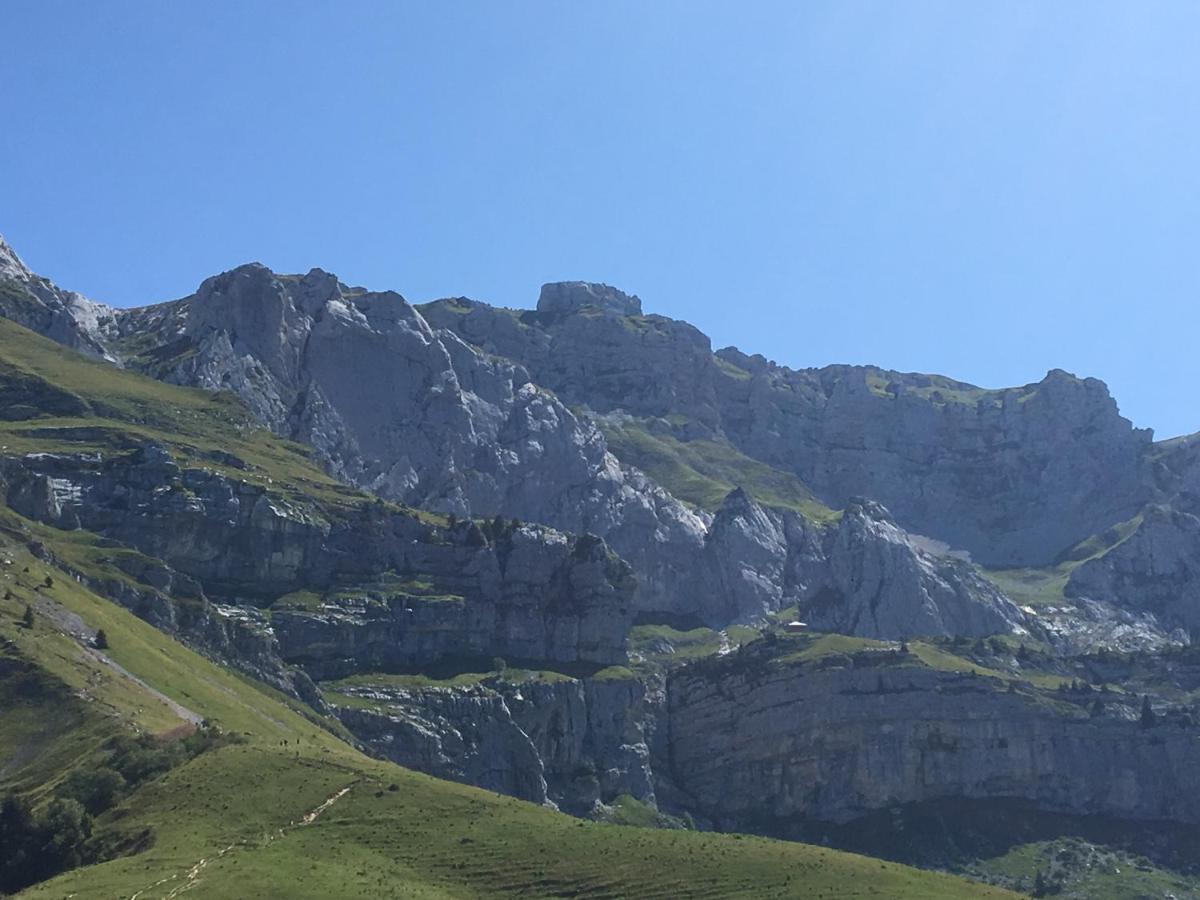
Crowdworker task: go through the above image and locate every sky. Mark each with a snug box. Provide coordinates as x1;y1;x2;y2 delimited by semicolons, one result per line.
3;2;1199;437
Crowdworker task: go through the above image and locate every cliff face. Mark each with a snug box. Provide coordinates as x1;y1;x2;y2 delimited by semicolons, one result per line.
424;284;1154;568
336;672;659;814
110;266;717;623
714;359;1152;568
325;642;1200;842
71;265;1023;636
693;490;1026;638
811;499;1026;640
1068;502;1200;637
664;658;1200;830
0;442;635;672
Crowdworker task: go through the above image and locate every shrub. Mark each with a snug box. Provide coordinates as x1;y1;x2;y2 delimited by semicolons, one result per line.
61;767;127;815
0;794;93;893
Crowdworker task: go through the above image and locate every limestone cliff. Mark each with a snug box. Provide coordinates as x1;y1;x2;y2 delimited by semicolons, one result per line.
425;284;1153;567
0;442;635;672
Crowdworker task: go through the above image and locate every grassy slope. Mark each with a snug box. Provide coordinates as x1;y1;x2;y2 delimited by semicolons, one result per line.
0;318;1015;898
0;316;366;516
982;512;1148;609
600;416;838;521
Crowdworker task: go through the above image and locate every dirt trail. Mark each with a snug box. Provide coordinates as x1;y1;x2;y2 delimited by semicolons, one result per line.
34;594;204;727
88;647;204;726
128;782;356;900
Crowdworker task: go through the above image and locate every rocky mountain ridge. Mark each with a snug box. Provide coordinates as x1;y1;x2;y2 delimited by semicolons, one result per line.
0;243;1027;639
421;283;1155;568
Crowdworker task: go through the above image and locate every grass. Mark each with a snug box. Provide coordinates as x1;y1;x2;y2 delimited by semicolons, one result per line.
971;837;1200;899
982;511;1149;609
0;644;122;801
600;417;837;521
982;566;1072;608
862;369;1000;407
776;633;893;665
627;623;764;672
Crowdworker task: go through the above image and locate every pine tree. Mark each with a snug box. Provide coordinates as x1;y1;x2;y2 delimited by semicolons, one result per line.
94;629;109;650
1140;695;1157;729
21;604;34;629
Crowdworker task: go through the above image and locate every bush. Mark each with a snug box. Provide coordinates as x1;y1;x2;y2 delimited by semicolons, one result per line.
61;767;127;815
0;794;93;893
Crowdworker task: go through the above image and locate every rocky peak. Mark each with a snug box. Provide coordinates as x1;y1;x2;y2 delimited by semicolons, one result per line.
537;281;642;318
0;234;34;282
843;496;896;526
811;498;1028;640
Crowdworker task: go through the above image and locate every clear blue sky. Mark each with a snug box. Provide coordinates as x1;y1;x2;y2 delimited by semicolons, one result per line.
3;2;1199;437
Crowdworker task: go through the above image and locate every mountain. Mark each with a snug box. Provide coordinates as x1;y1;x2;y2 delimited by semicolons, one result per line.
4;234;1200;898
0;243;1024;639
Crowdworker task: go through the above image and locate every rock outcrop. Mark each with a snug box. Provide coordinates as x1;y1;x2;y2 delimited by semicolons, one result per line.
335;671;659;814
1067;502;1200;637
0;236;116;361
664;651;1200;831
809;499;1027;640
0;443;635;673
691;490;1026;638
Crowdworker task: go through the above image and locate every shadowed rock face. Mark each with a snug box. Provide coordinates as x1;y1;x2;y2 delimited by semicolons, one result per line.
322;641;1200;840
336;673;658;814
1068;501;1200;637
664;659;1200;830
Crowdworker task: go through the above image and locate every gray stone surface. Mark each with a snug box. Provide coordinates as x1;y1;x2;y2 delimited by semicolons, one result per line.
0;443;635;674
426;286;1154;567
664;659;1200;829
336;672;659;814
0;235;117;360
